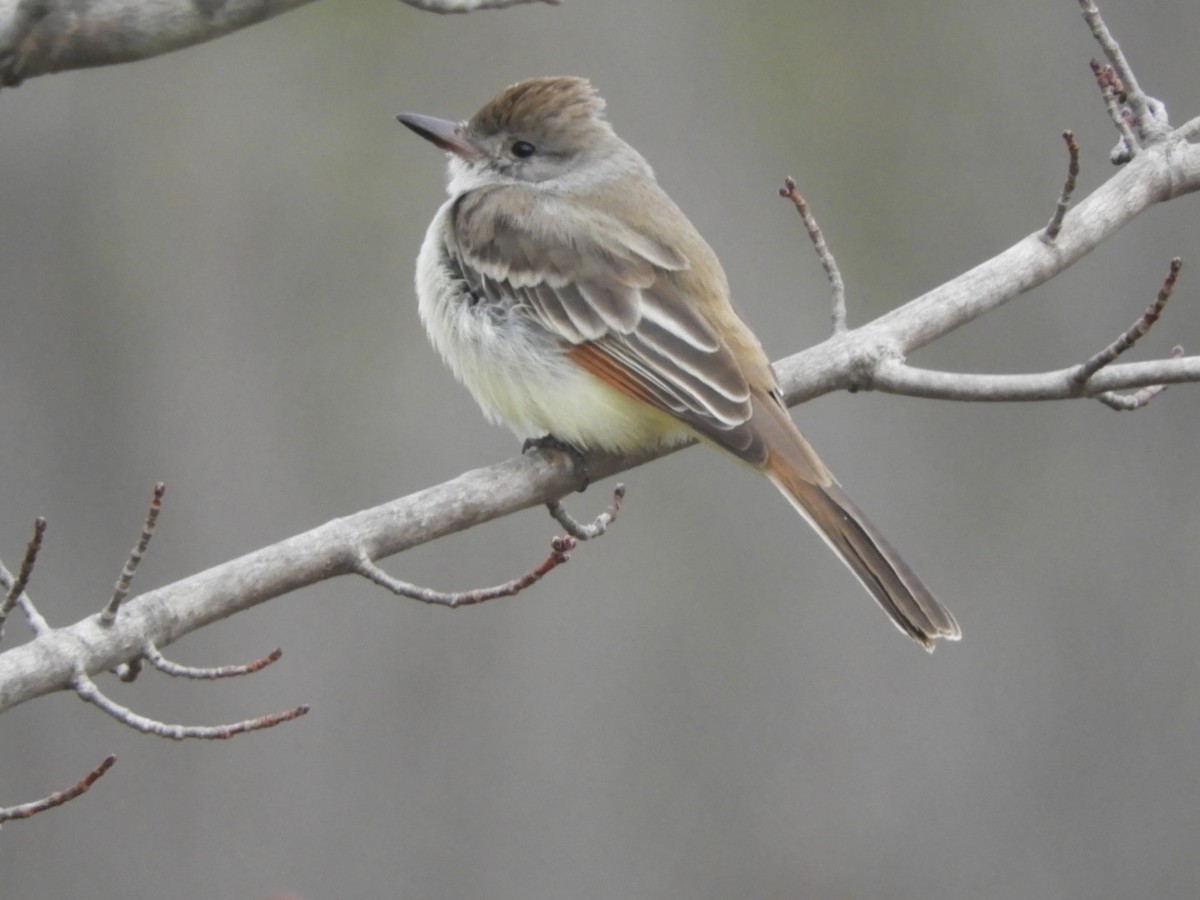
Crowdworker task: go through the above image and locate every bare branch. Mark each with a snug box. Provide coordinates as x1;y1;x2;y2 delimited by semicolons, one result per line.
547;484;625;540
1043;131;1082;240
779;177;848;333
0;755;116;825
4;1;1200;720
770;136;1200;408
351;536;577;608
873;352;1200;403
0;0;557;87
73;672;308;740
102;483;166;624
3;132;1200;718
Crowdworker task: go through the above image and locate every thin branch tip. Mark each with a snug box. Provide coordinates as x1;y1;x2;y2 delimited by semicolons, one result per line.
144;643;285;679
103;481;168;623
9;517;47;601
0;517;49;638
73;669;308;739
779;177;847;332
1043;130;1081;240
0;754;117;825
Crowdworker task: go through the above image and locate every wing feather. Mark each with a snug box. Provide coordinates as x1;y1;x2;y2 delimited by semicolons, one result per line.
449;184;761;456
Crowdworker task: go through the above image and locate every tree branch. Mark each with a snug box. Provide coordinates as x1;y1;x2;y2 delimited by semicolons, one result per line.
772;137;1200;404
873;353;1199;403
4;0;1200;721
0;0;556;87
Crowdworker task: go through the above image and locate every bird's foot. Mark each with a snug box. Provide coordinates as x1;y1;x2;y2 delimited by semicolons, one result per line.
522;435;590;492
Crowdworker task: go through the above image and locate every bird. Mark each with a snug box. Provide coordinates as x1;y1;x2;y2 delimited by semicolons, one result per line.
397;76;960;649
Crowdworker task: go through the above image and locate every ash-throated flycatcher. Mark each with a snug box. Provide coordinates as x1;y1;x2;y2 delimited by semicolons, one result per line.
398;77;959;649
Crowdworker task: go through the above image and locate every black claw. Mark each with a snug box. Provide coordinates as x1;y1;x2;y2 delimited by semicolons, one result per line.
522;435;590;491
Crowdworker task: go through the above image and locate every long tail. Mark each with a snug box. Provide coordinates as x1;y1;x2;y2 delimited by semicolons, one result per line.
755;400;960;650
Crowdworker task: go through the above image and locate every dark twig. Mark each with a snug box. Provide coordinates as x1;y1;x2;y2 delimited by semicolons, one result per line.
0;518;48;639
72;672;308;740
780;177;847;333
102;483;165;624
352;536;577;608
1072;258;1181;387
1096;345;1184;410
0;755;117;825
547;484;625;540
1043;131;1081;241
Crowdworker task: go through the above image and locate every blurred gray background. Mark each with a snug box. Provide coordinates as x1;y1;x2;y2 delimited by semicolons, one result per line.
3;1;1200;897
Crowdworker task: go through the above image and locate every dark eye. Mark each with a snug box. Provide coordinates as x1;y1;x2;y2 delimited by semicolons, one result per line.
511;140;536;158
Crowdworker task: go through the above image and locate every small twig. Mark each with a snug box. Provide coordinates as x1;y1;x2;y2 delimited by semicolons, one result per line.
547;484;625;540
1072;257;1181;387
1095;345;1184;410
779;177;847;333
1090;59;1139;161
1078;0;1155;127
1043;130;1081;241
73;672;308;740
143;644;284;680
115;644;282;682
352;536;577;608
0;755;117;825
0;518;48;640
7;518;46;604
102;483;165;624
